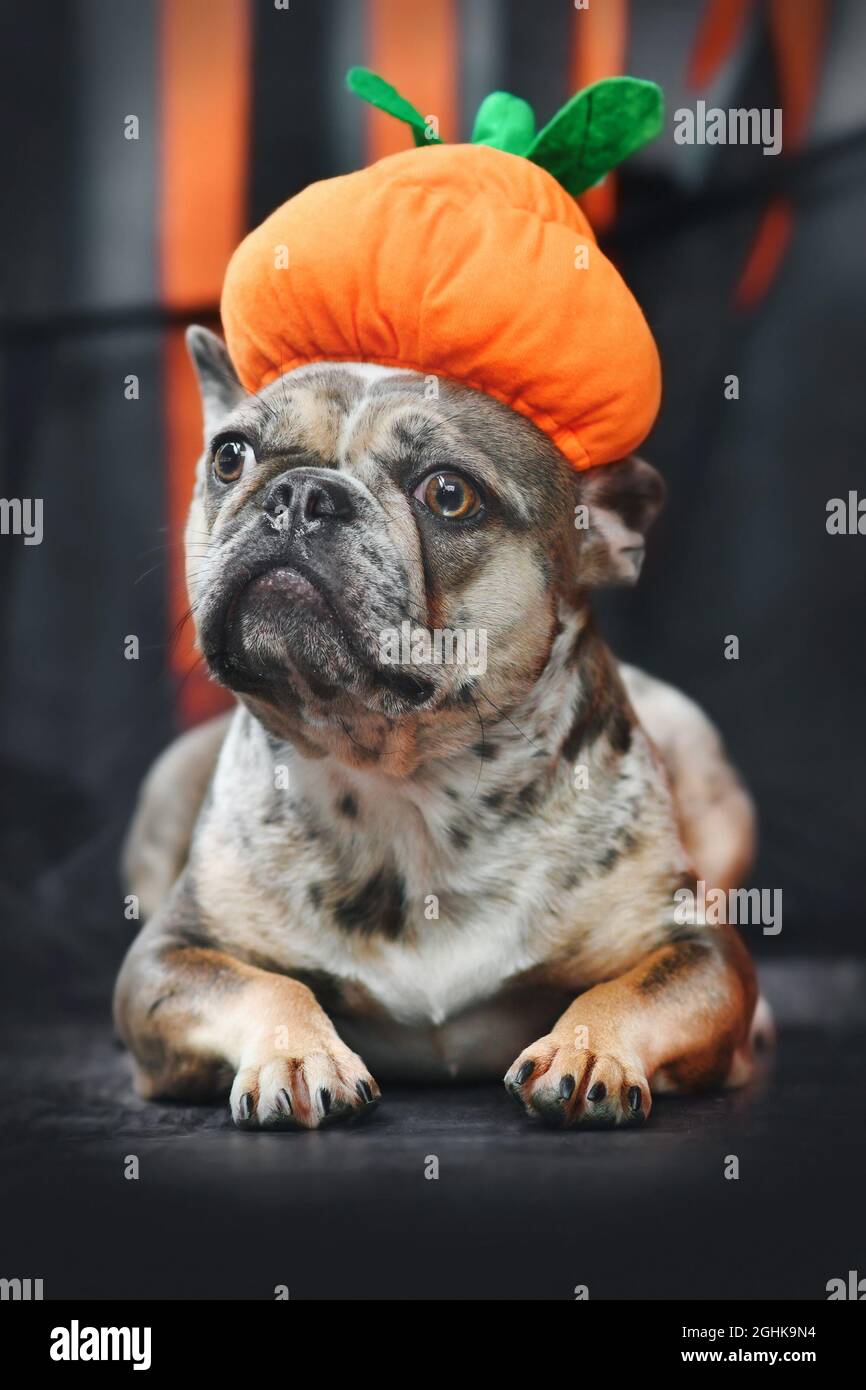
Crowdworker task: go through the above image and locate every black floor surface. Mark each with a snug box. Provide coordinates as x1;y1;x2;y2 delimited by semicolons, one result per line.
1;1009;863;1300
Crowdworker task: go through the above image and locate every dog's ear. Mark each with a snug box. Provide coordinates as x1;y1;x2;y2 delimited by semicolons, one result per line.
186;325;247;440
575;455;665;586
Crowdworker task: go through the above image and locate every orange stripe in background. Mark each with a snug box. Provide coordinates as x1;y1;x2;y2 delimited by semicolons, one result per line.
735;0;830;307
570;0;629;231
160;0;251;726
767;0;830;149
687;0;755;91
365;0;458;160
734;197;794;309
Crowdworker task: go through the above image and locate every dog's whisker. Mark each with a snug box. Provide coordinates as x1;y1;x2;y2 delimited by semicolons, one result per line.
476;690;544;752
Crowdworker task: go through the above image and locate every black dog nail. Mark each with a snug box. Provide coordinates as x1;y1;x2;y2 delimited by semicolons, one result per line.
587;1082;606;1102
319;1087;332;1116
515;1061;534;1085
240;1092;254;1121
357;1080;374;1104
628;1086;642;1112
559;1073;575;1100
277;1088;293;1116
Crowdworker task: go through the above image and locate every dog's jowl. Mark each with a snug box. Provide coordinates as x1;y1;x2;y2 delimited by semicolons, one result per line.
114;337;762;1130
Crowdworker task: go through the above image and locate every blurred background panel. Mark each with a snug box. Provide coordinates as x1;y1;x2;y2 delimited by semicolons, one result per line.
0;0;864;1007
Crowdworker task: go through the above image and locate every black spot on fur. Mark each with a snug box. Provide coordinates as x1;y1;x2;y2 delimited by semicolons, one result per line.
667;921;706;945
637;940;711;996
333;870;406;940
308;883;323;909
453;683;477;705
596;829;638;874
448;825;471;851
392;419;421;455
608;708;633;755
337;792;359;820
561;689;632;762
560;628;634;761
503;779;545;822
515;780;543;813
561;697;593;762
472;740;498;760
482;789;506;810
305;673;339;701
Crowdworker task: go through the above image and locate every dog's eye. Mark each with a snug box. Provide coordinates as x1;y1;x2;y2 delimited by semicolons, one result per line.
212;436;254;484
414;471;481;520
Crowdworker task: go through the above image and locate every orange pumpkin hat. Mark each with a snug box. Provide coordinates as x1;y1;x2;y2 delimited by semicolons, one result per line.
221;70;664;471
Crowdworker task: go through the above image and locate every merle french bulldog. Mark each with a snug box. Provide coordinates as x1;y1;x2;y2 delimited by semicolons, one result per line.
115;326;765;1130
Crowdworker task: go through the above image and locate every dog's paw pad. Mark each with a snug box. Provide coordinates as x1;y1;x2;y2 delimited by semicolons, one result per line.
504;1035;650;1129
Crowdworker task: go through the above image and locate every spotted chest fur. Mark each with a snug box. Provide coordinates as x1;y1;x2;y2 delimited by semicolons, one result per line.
188;619;688;1030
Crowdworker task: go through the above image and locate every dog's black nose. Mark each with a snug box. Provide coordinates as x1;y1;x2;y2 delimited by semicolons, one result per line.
263;470;356;531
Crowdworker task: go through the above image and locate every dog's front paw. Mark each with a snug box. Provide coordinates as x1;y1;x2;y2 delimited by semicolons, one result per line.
230;1041;380;1131
504;1033;651;1129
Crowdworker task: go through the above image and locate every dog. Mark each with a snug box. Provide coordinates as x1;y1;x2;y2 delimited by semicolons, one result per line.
114;325;763;1130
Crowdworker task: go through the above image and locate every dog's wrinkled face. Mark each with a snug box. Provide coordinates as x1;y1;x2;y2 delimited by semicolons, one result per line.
186;327;663;767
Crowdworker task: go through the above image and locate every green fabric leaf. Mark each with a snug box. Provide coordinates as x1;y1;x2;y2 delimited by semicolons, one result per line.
345;66;442;148
527;77;663;196
470;92;536;156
